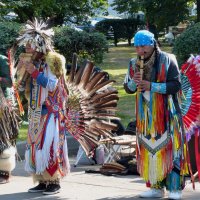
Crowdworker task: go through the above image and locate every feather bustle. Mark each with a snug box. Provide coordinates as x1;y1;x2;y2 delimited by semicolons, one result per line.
85;72;107;92
78;61;94;89
65;56;119;156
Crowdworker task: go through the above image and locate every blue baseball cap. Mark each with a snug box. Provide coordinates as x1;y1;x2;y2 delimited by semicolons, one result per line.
134;30;155;46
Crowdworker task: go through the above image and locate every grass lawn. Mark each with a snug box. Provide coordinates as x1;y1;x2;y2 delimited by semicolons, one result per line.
18;124;28;141
18;43;172;141
100;46;137;126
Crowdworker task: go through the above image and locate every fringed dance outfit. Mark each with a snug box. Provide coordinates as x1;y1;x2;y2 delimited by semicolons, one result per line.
24;52;70;183
124;50;188;191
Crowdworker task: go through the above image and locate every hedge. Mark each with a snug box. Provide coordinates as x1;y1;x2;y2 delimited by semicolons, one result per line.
53;26;108;64
173;22;200;65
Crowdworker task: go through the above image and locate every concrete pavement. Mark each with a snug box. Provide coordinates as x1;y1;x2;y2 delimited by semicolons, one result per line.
0;157;200;200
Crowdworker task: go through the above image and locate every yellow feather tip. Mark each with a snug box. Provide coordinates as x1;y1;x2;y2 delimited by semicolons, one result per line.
45;52;66;78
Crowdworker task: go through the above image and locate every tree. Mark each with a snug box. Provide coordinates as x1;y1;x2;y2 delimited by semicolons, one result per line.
146;0;189;31
95;18;144;46
0;21;21;55
111;0;189;32
0;0;108;26
196;0;200;21
111;0;141;17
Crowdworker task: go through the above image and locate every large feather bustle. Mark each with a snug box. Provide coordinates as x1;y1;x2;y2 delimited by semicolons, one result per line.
73;63;86;86
16;18;54;54
65;54;120;156
85;71;108;92
90;88;118;101
93;94;119;106
78;61;94;89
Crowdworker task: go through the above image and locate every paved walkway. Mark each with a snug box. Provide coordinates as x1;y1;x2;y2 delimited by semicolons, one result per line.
0;157;200;200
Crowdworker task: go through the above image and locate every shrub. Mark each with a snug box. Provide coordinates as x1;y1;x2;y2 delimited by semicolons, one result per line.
173;22;200;65
0;21;22;55
53;26;108;64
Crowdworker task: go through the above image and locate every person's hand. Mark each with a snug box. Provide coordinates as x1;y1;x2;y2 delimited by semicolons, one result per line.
138;80;151;91
133;72;142;84
25;62;36;74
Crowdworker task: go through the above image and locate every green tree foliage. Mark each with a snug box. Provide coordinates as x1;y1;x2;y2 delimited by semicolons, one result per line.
173;22;200;65
111;0;189;32
53;27;108;64
0;21;21;55
0;0;108;26
95;18;144;46
144;0;188;31
111;0;140;16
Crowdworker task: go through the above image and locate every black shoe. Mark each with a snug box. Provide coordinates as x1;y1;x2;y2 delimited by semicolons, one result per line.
28;183;46;193
43;184;60;195
0;177;9;184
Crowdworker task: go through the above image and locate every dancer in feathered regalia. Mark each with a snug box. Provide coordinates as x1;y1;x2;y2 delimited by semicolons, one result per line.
15;19;70;195
180;55;200;183
14;17;119;195
0;54;20;184
124;30;188;200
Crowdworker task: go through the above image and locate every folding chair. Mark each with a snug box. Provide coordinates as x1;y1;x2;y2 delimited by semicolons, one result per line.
100;135;136;163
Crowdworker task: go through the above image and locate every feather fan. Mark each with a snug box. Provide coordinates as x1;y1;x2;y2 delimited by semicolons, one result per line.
180;55;200;181
180;55;200;140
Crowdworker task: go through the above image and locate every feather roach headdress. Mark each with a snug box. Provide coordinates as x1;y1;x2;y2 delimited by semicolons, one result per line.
16;18;54;54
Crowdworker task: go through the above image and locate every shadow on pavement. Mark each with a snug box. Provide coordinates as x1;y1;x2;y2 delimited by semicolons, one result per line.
0;192;69;200
97;196;168;200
